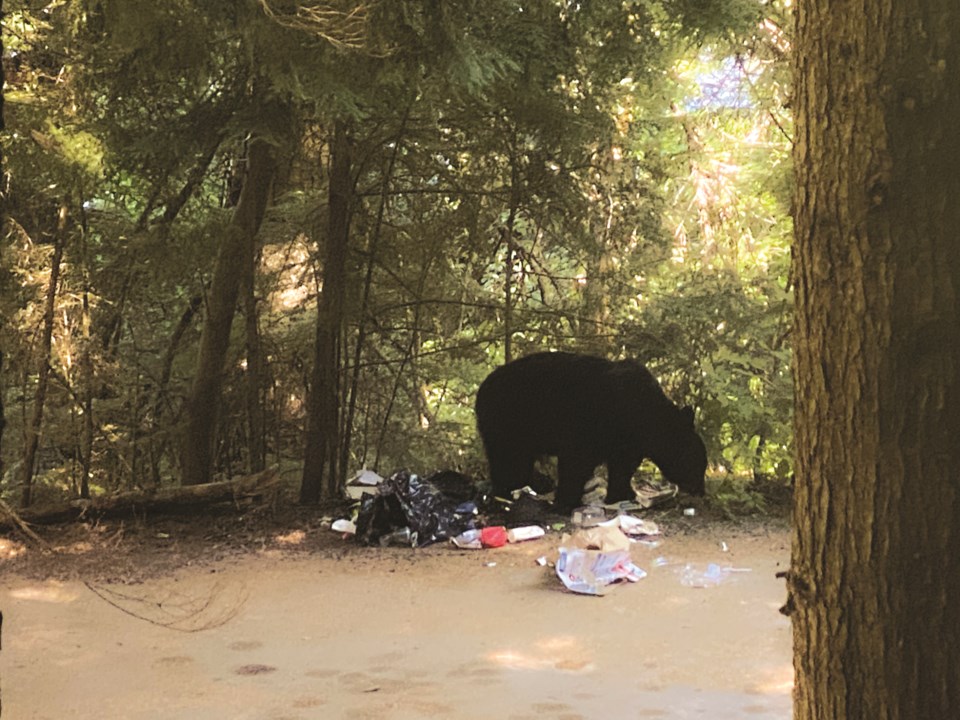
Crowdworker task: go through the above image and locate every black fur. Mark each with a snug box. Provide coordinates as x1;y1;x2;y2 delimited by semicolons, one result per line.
475;352;707;509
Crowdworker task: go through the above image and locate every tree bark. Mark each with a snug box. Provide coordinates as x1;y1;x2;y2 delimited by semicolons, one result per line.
301;121;352;504
180;138;275;486
20;203;67;508
149;294;202;485
0;350;6;486
0;0;5;498
790;0;960;717
242;243;266;474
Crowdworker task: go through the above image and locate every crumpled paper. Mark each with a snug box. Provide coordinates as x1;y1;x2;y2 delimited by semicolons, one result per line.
555;525;647;595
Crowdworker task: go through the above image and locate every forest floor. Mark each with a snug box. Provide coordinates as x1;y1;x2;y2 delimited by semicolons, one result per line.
0;492;794;720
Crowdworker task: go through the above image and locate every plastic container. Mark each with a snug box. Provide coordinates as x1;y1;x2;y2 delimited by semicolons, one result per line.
506;525;545;543
480;526;508;548
379;527;414;547
451;529;483;549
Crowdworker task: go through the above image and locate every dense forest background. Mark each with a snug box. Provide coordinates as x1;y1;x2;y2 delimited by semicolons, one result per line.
0;0;792;508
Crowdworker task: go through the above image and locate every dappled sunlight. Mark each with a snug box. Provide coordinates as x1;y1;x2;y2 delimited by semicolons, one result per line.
56;541;95;555
486;635;595;673
263;235;313;312
0;537;27;560
274;529;306;546
749;663;795;695
9;581;80;604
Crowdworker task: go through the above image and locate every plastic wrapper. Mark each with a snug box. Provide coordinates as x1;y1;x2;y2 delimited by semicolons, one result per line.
355;470;479;547
555;548;647;596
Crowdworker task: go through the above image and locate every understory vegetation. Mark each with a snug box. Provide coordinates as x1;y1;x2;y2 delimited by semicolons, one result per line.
1;0;793;508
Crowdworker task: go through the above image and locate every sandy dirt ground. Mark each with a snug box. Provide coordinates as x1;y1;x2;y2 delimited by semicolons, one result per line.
1;518;792;720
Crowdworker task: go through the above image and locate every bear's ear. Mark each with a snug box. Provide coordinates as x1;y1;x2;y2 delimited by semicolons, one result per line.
680;406;695;427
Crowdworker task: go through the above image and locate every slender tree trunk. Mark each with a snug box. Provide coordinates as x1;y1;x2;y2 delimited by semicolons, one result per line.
79;224;93;499
373;251;433;470
582;194;615;356
150;295;202;485
340;105;411;482
301;121;352;504
790;0;960;717
181;137;275;486
21;203;67;507
503;151;521;364
243;249;266;474
242;236;267;473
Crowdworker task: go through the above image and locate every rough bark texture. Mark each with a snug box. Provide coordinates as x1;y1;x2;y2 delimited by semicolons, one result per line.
181;138;275;486
791;0;960;717
301;121;351;504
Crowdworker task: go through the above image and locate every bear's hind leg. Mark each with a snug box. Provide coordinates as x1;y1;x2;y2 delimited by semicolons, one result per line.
555;454;596;510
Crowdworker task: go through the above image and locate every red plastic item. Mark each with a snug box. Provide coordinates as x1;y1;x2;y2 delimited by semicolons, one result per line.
480;526;508;548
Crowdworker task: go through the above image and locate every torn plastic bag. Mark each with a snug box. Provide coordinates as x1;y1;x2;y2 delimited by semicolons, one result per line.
355;469;479;547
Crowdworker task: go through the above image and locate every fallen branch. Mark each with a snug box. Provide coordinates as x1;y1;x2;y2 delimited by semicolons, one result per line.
0;497;50;548
1;468;281;528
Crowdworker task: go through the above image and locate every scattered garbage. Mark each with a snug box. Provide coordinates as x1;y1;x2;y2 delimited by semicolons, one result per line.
555;547;647;596
379;527;414;547
424;469;480;505
568;523;632;552
599;514;660;539
634;479;679;509
680;562;725;587
480;526;508;548
506;525;545;543
679;563;753;588
450;525;531;549
571;505;606;528
354;469;478;547
451;529;483;549
554;524;647;595
346;469;384;500
331;518;357;535
338;467;741;598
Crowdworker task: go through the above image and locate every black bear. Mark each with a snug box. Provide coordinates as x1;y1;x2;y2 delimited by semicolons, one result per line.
475;351;707;509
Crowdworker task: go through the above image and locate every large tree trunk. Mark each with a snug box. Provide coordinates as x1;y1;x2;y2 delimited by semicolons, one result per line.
300;121;352;504
790;0;960;717
0;0;5;495
180;138;275;486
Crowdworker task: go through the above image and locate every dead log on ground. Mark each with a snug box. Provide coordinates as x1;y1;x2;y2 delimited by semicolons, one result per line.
0;468;281;528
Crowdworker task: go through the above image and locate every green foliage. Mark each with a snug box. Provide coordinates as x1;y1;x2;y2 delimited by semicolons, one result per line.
1;0;794;504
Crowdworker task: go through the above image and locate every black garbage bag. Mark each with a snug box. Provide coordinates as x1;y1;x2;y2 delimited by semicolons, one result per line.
423;469;480;505
355;469;479;547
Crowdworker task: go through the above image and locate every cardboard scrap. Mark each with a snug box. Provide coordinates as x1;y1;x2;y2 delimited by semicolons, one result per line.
554;525;647;595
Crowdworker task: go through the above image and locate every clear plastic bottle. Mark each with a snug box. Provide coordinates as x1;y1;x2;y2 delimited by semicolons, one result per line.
379;527;413;547
679;562;726;588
